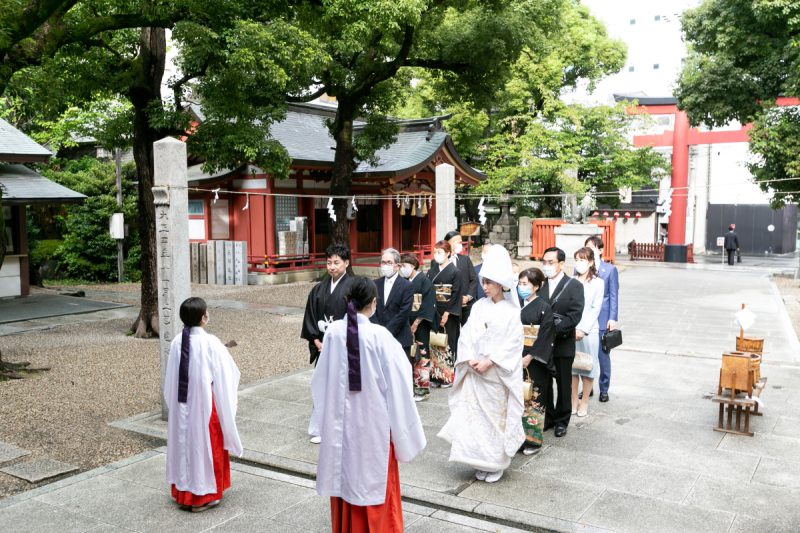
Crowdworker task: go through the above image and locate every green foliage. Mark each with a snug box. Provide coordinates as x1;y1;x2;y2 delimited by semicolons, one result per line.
30;157;140;282
676;0;800;203
478;104;670;216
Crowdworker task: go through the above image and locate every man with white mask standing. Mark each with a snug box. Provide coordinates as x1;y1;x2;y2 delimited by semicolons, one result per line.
584;236;618;402
538;247;584;437
372;248;414;357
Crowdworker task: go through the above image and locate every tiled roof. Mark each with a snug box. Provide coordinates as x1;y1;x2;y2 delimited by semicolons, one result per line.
0;119;52;162
0;164;85;204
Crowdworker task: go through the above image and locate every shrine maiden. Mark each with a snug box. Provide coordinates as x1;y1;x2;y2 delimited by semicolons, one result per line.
438;245;525;483
310;276;426;532
165;297;242;512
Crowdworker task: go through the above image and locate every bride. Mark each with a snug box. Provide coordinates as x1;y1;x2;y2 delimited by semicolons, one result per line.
437;245;525;483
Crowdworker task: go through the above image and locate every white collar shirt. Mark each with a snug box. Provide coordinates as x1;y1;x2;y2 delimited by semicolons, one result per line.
384;273;398;304
549;271;565;298
330;274;345;294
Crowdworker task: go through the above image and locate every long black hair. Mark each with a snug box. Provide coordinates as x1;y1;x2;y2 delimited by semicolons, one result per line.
342;277;376;392
177;297;207;403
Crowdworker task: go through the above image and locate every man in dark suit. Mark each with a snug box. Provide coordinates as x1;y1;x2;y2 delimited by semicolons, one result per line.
372;248;414;354
724;224;739;266
538;246;585;437
445;230;478;325
585;236;619;402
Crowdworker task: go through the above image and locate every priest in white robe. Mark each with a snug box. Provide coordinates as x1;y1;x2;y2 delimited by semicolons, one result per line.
437;245;525;483
165;297;243;512
310;276;426;532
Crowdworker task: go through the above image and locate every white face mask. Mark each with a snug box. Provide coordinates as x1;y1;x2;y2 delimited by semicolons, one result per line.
453;242;463;255
380;265;396;278
575;260;590;275
400;265;413;278
542;265;557;278
434;252;447;264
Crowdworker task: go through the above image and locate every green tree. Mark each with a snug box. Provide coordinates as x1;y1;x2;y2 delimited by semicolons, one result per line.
290;0;582;244
675;0;800;205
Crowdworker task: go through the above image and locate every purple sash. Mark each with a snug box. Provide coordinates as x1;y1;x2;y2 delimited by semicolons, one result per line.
178;326;191;403
345;301;362;392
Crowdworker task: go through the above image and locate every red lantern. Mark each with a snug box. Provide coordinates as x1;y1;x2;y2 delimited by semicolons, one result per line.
613;212;620;218
602;211;609;217
635;212;642;218
624;212;631;218
592;211;599;216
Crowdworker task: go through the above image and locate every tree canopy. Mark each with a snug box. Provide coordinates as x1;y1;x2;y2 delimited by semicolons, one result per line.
676;0;800;206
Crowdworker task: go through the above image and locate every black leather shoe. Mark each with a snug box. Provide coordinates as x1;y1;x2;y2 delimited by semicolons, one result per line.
543;421;554;432
599;392;609;402
554;425;567;438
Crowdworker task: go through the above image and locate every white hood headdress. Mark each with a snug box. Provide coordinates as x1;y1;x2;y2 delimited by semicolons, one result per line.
478;244;520;308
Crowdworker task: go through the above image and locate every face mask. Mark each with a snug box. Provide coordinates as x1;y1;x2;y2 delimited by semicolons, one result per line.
434;252;446;264
453;242;463;255
380;265;396;278
575;260;590;275
400;265;413;278
542;265;557;278
517;286;533;300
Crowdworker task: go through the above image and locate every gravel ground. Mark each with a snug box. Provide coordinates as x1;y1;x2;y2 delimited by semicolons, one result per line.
774;275;800;339
0;283;312;500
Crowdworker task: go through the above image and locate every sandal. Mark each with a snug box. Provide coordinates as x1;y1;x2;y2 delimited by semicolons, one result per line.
191;500;221;513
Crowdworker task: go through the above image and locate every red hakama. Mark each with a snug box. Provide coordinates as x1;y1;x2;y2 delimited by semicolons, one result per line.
330;443;403;533
171;397;231;506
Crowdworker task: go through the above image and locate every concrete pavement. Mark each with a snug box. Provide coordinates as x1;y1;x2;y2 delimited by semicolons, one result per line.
3;264;800;531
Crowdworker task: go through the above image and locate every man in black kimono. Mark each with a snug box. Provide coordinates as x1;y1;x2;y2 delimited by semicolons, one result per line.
538;246;584;438
301;243;353;366
444;230;478;326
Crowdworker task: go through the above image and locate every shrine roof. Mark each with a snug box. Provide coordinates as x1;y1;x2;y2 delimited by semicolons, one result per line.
0;119;52;163
188;102;485;183
0;164;86;204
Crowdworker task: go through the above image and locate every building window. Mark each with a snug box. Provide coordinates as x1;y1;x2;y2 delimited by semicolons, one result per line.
628;66;635;72
654;15;661;21
629;18;636;25
188;199;205;215
653;63;660;70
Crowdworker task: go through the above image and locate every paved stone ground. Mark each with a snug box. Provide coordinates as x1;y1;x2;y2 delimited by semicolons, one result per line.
0;448;530;533
3;263;799;531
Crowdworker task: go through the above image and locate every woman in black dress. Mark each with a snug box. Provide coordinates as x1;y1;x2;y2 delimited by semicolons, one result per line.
426;240;463;387
518;267;556;455
400;253;436;401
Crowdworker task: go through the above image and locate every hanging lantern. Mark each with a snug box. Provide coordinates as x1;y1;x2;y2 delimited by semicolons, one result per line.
602;211;609;217
624;212;631;218
635;212;642;218
613;212;620;218
592;211;599;217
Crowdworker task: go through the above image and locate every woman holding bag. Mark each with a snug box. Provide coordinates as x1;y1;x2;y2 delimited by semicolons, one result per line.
571;247;604;417
426;240;463;387
518;268;556;455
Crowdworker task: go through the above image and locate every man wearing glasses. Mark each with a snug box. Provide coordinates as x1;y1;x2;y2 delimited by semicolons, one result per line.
372;248;414;358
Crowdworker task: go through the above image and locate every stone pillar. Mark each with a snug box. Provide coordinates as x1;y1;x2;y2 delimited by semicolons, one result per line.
435;163;456;241
516;216;532;258
153;137;191;420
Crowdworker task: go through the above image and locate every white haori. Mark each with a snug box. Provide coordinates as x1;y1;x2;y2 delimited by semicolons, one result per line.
164;327;243;495
438;297;525;472
310;314;426;506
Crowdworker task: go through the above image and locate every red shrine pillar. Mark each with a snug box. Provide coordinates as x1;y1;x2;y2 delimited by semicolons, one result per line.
382;198;394;251
667;110;689;246
264;177;276;257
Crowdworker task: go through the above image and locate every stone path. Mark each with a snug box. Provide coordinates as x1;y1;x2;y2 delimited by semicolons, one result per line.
0;448;530;533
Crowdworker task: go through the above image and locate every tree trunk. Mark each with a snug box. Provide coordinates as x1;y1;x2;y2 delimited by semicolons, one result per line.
328;99;357;246
128;27;166;338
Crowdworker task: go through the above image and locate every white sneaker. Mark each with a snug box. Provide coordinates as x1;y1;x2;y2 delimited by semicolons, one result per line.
474;470;487;481
413;394;428;402
440;383;452;389
484;470;504;483
309;436;321;444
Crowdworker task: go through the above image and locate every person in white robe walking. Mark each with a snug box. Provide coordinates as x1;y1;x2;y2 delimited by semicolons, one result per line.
310;276;426;532
165;297;243;512
438;245;525;484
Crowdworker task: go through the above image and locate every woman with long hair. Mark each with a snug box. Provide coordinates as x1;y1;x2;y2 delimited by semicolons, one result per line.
165;297;242;512
310;276;426;532
571;247;605;417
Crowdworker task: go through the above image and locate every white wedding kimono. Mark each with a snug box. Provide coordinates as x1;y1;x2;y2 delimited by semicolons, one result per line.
164;327;243;495
310;314;426;506
438;297;525;471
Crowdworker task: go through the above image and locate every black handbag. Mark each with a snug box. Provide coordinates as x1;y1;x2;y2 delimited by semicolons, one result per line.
602;329;622;352
736;250;742;263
